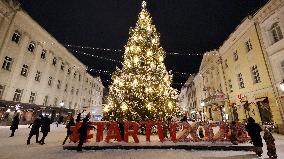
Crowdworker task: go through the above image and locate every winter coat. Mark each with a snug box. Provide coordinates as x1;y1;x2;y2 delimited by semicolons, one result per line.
10;116;20;130
78;123;94;139
41;117;51;133
31;118;42;133
66;119;75;135
245;122;263;147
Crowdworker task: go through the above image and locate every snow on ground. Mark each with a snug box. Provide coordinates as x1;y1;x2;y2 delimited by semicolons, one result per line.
0;124;284;159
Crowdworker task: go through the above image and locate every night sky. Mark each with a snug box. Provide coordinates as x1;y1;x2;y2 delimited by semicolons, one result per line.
20;0;268;90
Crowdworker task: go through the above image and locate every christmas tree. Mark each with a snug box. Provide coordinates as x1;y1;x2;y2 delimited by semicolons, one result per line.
104;1;180;122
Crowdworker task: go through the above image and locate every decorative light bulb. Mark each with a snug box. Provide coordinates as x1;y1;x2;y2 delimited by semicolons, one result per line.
121;103;128;111
159;56;164;62
147;50;153;56
168;101;173;109
133;56;139;64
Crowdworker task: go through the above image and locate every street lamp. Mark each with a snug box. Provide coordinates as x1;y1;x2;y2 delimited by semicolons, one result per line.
280;80;284;92
59;101;64;107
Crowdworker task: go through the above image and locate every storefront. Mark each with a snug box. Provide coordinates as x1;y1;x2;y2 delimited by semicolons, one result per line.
0;100;74;126
203;92;227;121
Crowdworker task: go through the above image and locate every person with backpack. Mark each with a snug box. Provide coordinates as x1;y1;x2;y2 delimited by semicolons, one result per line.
27;115;42;144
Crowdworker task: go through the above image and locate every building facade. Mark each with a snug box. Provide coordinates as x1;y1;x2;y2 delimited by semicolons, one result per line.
254;0;284;125
0;1;103;124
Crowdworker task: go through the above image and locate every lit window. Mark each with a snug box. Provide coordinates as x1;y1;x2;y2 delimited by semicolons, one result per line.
233;51;238;61
237;73;245;89
67;68;71;75
13;89;22;102
35;71;41;82
251;65;261;83
29;92;36;104
41;49;46;59
245;39;253;52
27;42;35;52
20;64;29;77
74;72;77;79
2;56;12;71
52;57;57;66
271;22;283;43
11;31;21;43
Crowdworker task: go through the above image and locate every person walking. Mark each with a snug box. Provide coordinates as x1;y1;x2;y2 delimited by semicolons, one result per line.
77;118;95;152
62;116;75;145
10;113;20;137
263;126;277;158
230;121;238;145
245;117;263;157
39;115;51;145
27;115;42;144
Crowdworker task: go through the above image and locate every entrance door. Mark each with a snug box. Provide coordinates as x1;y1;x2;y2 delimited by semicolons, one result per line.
256;98;272;124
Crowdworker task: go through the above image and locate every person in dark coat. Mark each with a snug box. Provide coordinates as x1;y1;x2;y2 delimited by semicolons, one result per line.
245;117;263;157
62;116;75;145
263;126;277;158
39;115;51;145
77;118;95;152
27;115;42;144
10;113;20;137
76;113;82;123
230;121;238;145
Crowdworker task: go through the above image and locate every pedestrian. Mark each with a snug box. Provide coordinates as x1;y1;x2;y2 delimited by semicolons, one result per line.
39;115;51;145
62;116;75;145
198;127;204;139
118;119;124;141
230;121;238;145
27;115;42;144
10;113;20;137
263;126;277;159
245;117;263;157
77;118;95;152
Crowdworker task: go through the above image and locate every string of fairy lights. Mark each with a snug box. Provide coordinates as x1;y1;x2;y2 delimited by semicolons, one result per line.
65;44;204;86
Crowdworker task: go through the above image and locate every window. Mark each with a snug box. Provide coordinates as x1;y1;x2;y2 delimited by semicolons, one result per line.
224;59;228;68
29;92;36;104
71;87;74;94
245;39;253;52
271;22;283;43
69;102;72;109
27;42;35;52
52;57;57;66
233;51;238;61
67;68;71;75
48;76;53;86
57;80;61;89
0;85;5;100
251;65;261;83
11;31;21;43
281;60;284;73
54;97;58;107
41;49;46;59
43;96;48;106
61;62;64;71
76;89;79;95
86;78;88;83
2;56;12;71
228;80;233;93
237;73;245;89
20;64;29;77
64;84;68;92
35;71;41;82
78;74;81;81
13;89;22;102
74;72;77;79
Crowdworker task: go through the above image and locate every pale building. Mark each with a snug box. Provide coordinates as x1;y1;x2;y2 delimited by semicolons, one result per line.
196;51;227;121
219;16;283;125
0;1;103;123
254;0;284;125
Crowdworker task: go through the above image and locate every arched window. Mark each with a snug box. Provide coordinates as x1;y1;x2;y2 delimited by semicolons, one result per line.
271;22;283;43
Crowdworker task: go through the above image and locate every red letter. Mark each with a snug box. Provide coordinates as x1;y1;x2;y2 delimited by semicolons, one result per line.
124;121;139;143
157;121;165;142
169;122;177;142
105;122;121;143
95;122;107;142
144;121;155;142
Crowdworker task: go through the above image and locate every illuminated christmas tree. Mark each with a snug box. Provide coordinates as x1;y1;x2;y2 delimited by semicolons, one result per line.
104;1;180;122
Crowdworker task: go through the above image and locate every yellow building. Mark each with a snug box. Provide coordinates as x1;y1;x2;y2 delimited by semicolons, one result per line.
219;17;283;125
